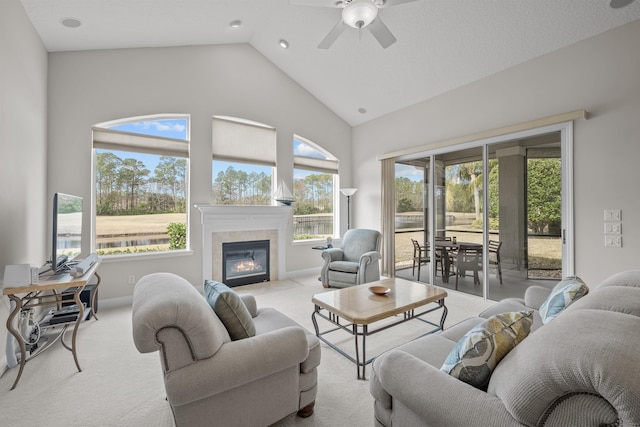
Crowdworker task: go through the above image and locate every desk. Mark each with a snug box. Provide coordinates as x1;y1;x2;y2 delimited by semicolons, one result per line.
434;241;482;283
3;261;101;390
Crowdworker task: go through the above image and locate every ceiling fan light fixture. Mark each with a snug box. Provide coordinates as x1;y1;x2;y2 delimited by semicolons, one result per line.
342;0;378;29
609;0;635;8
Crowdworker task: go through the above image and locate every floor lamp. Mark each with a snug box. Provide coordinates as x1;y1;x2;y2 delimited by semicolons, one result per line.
340;188;358;230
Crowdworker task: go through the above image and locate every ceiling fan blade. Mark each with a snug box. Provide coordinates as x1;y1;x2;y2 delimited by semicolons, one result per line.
368;17;397;48
290;0;342;8
376;0;417;8
318;19;348;49
378;0;418;7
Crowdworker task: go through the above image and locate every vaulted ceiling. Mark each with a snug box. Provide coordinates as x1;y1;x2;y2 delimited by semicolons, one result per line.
20;0;640;126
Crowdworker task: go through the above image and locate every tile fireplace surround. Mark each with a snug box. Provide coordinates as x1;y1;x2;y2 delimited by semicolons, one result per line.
197;205;292;284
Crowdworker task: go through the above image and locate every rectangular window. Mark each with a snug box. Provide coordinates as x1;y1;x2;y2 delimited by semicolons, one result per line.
212;117;276;205
212;161;273;205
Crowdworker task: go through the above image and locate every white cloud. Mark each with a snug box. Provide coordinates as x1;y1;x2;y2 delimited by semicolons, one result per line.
294;143;324;158
396;164;423;181
136;120;186;133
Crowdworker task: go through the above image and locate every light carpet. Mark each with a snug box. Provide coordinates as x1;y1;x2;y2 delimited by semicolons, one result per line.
0;274;494;426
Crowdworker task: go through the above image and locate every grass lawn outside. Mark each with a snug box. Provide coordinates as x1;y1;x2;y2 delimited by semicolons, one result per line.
96;213;186;254
395;228;562;276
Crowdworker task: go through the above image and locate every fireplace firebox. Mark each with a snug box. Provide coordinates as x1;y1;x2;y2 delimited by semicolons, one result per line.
222;240;270;287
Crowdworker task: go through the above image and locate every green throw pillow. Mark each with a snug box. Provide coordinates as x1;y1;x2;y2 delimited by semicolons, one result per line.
441;311;533;390
204;280;256;340
539;276;589;324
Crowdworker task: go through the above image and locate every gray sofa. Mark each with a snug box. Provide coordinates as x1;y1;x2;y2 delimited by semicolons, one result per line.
370;270;640;426
131;273;321;427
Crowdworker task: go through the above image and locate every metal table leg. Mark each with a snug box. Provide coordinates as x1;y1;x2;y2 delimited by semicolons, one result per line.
6;296;26;390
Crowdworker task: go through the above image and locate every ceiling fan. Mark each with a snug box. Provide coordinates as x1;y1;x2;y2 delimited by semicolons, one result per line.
291;0;417;49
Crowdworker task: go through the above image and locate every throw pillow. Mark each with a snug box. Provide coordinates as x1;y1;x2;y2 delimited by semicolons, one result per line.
204;280;256;340
539;276;589;324
441;310;533;390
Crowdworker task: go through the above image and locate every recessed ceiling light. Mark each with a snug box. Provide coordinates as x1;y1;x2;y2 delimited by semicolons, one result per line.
229;20;242;28
60;17;82;28
279;39;289;49
610;0;635;8
358;108;367;114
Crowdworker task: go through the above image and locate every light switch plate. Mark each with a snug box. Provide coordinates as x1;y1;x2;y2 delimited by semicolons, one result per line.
604;235;623;248
604;222;622;234
604;209;622;221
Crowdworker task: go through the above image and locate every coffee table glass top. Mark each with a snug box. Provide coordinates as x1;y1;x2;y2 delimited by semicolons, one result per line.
312;277;447;325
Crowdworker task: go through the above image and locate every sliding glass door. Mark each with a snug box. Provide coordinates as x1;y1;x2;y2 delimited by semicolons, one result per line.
393;123;573;301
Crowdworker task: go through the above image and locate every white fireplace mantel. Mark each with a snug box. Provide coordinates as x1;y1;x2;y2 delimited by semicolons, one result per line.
196;205;292;284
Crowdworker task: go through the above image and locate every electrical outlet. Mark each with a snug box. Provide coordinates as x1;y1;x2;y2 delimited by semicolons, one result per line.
604;209;622;221
128;275;136;285
604;235;623;248
604;222;622;234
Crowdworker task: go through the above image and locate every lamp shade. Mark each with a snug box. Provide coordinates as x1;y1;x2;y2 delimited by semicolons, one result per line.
342;0;378;29
340;188;358;197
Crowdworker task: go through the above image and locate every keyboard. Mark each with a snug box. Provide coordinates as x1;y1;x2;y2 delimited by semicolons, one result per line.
70;253;99;277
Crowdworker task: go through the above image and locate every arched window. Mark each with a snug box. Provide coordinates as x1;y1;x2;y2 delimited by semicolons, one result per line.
92;114;189;255
293;135;339;241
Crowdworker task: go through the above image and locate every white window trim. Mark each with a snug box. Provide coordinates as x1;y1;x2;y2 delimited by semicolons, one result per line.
91;114;191;256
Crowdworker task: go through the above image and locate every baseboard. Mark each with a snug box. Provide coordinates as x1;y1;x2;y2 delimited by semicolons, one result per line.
284;267;321;279
99;295;133;310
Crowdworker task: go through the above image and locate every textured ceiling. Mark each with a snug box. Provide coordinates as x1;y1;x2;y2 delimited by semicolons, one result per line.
20;0;640;126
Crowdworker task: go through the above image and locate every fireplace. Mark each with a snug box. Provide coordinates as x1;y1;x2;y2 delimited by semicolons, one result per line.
222;240;270;287
197;205;291;284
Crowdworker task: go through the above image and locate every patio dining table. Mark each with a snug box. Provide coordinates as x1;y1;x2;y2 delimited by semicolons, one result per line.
434;241;482;283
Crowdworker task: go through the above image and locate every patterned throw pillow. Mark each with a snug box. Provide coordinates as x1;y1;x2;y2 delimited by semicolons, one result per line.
441;311;533;390
204;280;256;340
539;276;589;324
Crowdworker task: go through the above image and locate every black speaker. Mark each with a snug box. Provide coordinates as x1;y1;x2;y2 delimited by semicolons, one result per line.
62;284;98;319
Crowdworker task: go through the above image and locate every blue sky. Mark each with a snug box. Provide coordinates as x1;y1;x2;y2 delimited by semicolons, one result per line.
396;163;423;182
106;119;188;172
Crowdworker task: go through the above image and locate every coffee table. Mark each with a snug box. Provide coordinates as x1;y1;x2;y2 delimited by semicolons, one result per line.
311;277;448;379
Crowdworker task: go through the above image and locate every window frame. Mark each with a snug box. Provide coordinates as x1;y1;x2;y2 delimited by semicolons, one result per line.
91;114;191;257
211;116;277;206
293;135;340;242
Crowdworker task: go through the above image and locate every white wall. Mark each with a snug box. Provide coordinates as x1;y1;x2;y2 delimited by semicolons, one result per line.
352;19;640;286
47;44;351;299
0;0;48;368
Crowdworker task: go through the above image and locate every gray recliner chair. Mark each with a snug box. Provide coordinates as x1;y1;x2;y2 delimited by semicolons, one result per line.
132;273;320;427
320;228;382;288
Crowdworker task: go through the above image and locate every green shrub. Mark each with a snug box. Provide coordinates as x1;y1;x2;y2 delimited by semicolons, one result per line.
294;234;324;241
167;222;187;250
470;217;500;231
96;247;162;256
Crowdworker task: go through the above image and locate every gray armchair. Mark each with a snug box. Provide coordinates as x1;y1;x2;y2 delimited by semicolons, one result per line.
320;228;382;288
132;273;320;427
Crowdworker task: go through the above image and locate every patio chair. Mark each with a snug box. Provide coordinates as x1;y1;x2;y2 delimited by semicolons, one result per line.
411;239;430;281
488;239;503;284
455;244;483;289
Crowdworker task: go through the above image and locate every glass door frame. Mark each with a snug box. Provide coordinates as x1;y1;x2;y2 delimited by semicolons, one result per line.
397;121;575;299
